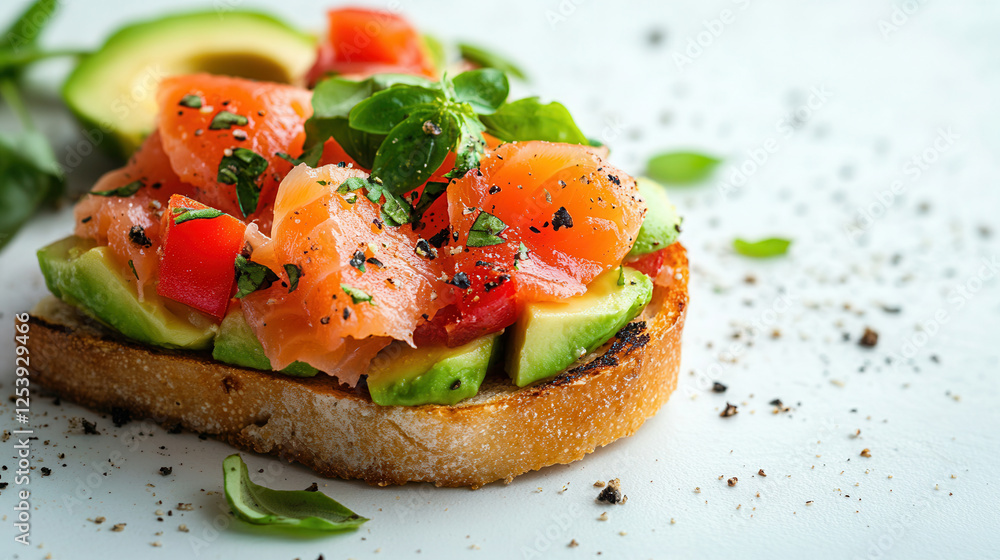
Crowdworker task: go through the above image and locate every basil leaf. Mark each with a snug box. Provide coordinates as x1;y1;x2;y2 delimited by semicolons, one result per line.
218;147;268;217
283;264;302;293
234;255;279;298
458;43;527;81
90;179;142;197
412;180;448;225
341;283;373;305
452;68;509;114
305;74;432;165
0;130;64;249
372;108;458;195
349;85;443;134
646;152;720;185
223;454;367;532
733;237;792;258
617;265;626;286
446;111;487;179
173;207;224;225
364;182;413;227
480;97;588;145
2;0;58;73
209;110;248;130
337;177;368;194
466;210;507;247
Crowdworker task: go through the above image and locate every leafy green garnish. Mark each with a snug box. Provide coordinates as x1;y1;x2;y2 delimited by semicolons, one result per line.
283;264;302;293
617;265;626;286
479;98;588;145
218;148;268;217
234;255;279;298
172;207;224;225
341;283;373;305
733;238;792;258
646;152;721;185
127;259;138;280
223;454;367;532
412;181;448;225
209;110;248;130
459;43;527;81
466;210;507;247
0;131;64;249
451;68;509;114
90;180;142;198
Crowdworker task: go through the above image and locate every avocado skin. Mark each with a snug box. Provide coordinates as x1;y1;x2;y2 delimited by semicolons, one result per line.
505;267;653;387
628;178;682;257
368;335;500;406
213;308;318;377
37;236;216;349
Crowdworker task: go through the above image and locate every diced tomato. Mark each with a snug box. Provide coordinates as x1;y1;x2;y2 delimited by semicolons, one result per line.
306;8;437;85
626;249;666;279
414;261;519;348
157;195;247;320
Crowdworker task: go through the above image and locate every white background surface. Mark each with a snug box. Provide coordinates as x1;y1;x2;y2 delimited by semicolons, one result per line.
1;0;999;559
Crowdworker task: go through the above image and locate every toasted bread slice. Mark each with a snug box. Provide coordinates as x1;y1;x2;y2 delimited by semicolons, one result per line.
25;244;687;488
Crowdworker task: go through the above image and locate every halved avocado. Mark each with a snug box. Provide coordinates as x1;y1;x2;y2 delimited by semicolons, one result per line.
213;307;318;377
37;236;216;349
62;11;316;159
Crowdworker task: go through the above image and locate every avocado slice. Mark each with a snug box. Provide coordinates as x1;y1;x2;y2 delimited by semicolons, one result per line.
367;335;501;406
628;178;682;257
37;236;216;349
505;267;652;387
213;307;318;377
62;11;316;160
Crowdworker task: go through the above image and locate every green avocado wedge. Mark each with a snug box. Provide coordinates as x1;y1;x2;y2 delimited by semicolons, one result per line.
213;307;319;377
62;11;316;160
628;177;682;258
505;266;653;387
367;334;501;406
37;235;216;349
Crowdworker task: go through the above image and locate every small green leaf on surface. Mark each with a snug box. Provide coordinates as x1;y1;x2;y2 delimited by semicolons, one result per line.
217;147;268;217
458;43;527;80
283;264;302;293
173;207;224;225
733;237;792;258
337;177;369;194
234;255;279;298
91;179;142;198
209;110;249;130
646;152;721;185
223;454;368;532
341;283;373;305
0;131;64;249
466;210;507;247
480;98;588;145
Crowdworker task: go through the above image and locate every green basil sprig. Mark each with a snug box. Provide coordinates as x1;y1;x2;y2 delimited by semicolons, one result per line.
646;151;721;185
222;454;368;532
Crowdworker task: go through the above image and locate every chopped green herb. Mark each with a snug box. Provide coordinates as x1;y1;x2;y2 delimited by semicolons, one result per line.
341;283;373;305
733;237;792;258
646;152;721;185
617;265;626;286
234;255;279;298
466;210;507;247
514;241;530;270
222;454;367;532
127;259;138;280
275;151;305;166
283;264;302;293
173;207;224;225
178;94;203;109
337;177;368;194
217;147;268;217
90;180;142;197
209;110;248;130
412;180;447;225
